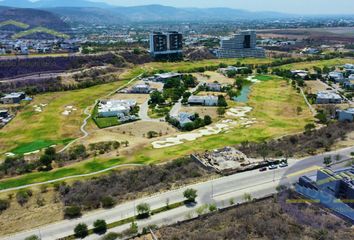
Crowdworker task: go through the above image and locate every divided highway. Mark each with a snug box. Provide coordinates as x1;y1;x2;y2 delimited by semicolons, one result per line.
3;146;353;240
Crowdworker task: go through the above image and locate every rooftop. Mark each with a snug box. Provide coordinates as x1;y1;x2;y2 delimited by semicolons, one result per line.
2;92;25;99
317;91;342;100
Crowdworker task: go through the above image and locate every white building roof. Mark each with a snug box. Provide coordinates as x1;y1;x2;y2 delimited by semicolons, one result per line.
317;91;342;100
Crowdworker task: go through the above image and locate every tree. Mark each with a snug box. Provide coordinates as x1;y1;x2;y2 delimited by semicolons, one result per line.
128;221;138;235
217;95;227;107
147;131;158;139
304;123;316;134
101;196;116;208
183;188;197;203
203;115;212;125
323;156;332;166
39;154;53;170
16;190;32;206
93;219;107;234
136;203;150;218
217;107;226;116
24;235;40;240
64;205;81;218
74;223;88;238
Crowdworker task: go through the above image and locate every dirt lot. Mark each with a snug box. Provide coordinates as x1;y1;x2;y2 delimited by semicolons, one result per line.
108;92;150;105
81;120;179;155
193;71;235;85
152;191;354;240
304;80;329;94
0;190;63;236
180;106;219;120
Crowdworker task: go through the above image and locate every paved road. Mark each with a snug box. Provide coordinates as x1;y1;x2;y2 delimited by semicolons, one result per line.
3;146;353;240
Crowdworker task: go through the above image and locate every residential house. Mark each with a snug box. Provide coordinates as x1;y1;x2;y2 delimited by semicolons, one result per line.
130;83;151;94
171;112;195;127
205;82;222;92
336;108;354;122
291;70;309;79
188;95;218;106
1;92;26;104
0;109;9;118
328;71;345;83
97;99;136;117
316;91;342;104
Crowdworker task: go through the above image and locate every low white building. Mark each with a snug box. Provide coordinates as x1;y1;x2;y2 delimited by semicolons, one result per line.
130;83;151;93
316;91;342;104
291;70;308;79
98;99;136;117
188;95;218;106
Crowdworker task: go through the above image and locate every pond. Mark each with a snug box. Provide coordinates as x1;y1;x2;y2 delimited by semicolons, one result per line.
233;83;253;103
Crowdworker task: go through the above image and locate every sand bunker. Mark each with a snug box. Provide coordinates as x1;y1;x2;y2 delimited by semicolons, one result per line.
152;123;230;149
226;106;253;118
246;75;260;83
152;106;256;149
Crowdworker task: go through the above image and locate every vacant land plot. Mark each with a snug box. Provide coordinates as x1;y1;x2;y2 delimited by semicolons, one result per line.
305;80;329;94
279;58;354;70
0;190;63;235
180;106;219;120
198;71;235;84
156;192;353;239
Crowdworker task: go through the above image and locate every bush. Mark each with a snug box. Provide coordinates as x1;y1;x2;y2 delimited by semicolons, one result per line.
101;196;116;208
74;223;88;238
16;189;32;206
0;199;10;212
136;203;150;219
64;205;81;218
183;188;197;203
101;232;120;240
93;219;107;234
24;235;40;240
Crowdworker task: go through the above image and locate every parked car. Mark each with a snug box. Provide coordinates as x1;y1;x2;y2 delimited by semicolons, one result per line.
268;164;278;170
259;167;267;172
279;162;288;168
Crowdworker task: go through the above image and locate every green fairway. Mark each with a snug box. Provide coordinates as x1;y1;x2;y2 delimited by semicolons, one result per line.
0;79;132;155
0;75;314;190
143;58;274;73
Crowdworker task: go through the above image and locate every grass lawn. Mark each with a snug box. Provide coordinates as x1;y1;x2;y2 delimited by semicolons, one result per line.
279;58;354;70
0;80;132;155
254;75;274;81
142;58;274;73
0;76;314;190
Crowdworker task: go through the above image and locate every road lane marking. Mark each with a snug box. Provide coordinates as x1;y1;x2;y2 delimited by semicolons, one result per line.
286;165;322;178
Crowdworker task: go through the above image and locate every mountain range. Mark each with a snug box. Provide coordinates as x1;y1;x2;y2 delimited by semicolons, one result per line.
0;0;299;24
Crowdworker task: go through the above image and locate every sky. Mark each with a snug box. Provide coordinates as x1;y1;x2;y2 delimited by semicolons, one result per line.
95;0;354;14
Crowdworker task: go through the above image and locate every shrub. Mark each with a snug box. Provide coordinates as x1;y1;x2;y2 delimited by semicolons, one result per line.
101;232;120;240
24;235;40;240
74;223;88;238
101;196;116;208
183;188;197;203
93;219;107;234
16;189;32;206
136;203;150;219
0;199;10;212
64;205;81;218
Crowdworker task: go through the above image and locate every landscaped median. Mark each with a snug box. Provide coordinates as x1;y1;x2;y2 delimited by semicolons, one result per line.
61;201;185;240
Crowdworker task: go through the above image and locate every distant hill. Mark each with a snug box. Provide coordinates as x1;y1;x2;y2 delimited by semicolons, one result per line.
46;7;125;25
0;1;297;24
0;0;110;8
0;7;71;39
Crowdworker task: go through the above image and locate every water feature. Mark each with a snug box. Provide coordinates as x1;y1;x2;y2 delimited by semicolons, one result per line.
233;83;252;103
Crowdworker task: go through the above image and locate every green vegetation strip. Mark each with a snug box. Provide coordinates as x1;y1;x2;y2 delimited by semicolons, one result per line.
12;27;70;39
62;201;184;240
0;20;29;29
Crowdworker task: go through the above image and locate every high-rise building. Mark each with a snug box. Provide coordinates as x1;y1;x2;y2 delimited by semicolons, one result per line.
149;31;183;58
216;30;265;58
